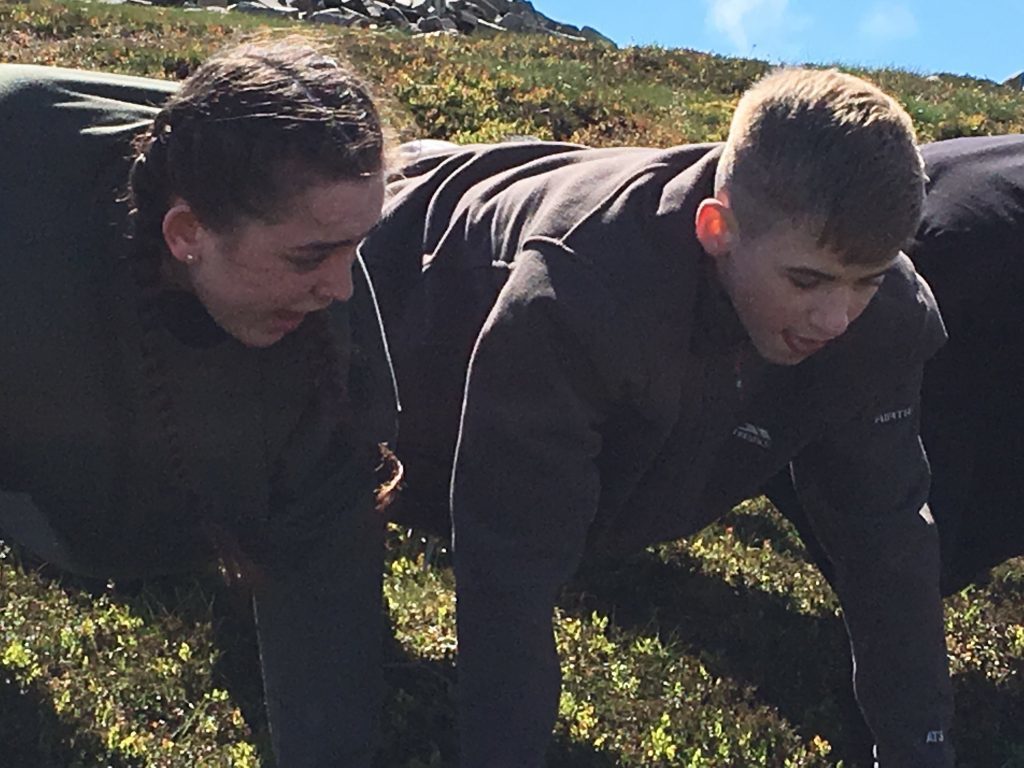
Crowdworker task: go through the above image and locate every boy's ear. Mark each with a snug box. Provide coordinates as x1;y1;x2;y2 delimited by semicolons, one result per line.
161;200;204;265
694;197;736;257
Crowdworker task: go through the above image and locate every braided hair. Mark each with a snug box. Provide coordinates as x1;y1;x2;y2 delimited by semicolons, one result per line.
125;40;392;582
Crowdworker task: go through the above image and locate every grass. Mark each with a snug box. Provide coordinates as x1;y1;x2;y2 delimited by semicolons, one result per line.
1;1;1023;765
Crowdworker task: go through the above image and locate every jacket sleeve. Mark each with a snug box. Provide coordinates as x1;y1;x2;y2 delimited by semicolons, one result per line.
451;249;620;768
791;326;954;767
0;490;77;571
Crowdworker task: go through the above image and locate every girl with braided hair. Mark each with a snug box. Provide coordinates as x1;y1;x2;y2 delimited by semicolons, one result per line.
0;39;398;765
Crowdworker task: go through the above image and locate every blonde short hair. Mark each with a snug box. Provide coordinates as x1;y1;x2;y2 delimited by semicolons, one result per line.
716;68;924;265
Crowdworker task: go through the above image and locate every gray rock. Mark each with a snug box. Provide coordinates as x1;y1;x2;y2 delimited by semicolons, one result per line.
464;0;499;21
230;0;299;16
381;5;410;25
452;7;478;32
547;28;585;42
579;25;616;47
416;14;457;32
214;0;613;43
308;6;363;24
360;1;385;20
548;20;580;35
471;17;501;32
496;12;525;31
394;0;430;13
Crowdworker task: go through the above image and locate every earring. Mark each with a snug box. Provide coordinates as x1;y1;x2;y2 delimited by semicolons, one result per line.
184;253;197;264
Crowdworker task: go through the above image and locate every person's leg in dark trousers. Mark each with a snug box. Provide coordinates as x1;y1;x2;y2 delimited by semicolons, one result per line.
253;499;386;768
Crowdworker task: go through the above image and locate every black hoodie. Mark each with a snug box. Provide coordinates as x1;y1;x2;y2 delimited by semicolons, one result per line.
0;64;397;577
362;140;954;767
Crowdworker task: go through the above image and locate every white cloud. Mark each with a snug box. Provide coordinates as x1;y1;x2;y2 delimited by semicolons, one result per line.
859;3;919;43
704;0;811;58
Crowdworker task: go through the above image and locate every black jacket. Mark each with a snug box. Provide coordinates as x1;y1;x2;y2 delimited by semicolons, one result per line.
363;141;954;767
768;133;1024;595
0;64;397;577
912;134;1024;584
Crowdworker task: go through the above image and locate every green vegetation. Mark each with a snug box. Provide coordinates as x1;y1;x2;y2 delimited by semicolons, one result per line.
4;0;1024;145
2;1;1023;765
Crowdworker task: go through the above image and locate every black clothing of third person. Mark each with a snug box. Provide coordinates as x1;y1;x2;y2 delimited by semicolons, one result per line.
767;133;1024;595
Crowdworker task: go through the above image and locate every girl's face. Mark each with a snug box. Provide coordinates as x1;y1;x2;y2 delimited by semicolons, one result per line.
167;174;385;348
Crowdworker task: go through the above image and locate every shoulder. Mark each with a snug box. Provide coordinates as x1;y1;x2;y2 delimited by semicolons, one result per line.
0;63;176;121
0;64;172;195
864;254;945;358
817;254;946;381
914;134;1024;251
0;64;174;191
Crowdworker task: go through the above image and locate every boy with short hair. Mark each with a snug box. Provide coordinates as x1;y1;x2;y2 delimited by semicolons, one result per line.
769;131;1024;596
364;67;954;766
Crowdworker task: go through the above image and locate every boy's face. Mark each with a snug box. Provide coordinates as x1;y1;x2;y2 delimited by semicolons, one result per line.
702;210;895;365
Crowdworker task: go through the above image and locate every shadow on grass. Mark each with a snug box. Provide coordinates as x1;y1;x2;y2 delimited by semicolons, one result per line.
115;573;274;762
378;647;458;767
568;549;875;767
0;549;274;767
949;668;1024;768
0;661;136;768
0;546;129;767
7;539;1019;767
569;547;1024;768
375;641;622;768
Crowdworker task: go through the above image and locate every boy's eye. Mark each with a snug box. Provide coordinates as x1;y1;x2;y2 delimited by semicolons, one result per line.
788;275;819;290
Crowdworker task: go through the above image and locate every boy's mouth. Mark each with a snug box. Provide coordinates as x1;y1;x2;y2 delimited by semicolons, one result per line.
782;330;830;356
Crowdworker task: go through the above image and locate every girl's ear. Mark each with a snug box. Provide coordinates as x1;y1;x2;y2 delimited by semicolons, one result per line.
694;196;737;258
162;200;203;264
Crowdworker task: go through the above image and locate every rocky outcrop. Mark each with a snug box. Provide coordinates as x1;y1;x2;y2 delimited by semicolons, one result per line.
158;0;617;46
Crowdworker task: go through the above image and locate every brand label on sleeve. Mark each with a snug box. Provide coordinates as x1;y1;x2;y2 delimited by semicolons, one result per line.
873;406;913;425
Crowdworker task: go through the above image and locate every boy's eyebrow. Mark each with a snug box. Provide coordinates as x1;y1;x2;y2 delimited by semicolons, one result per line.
786;264;894;282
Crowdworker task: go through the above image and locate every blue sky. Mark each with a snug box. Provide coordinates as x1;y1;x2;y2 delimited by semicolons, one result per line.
533;1;1022;84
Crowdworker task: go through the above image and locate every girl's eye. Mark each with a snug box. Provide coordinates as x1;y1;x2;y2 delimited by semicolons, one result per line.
286;256;326;273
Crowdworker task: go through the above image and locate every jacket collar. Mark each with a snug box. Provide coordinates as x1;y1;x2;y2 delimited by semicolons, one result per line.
692;255;749;356
653;143;750;357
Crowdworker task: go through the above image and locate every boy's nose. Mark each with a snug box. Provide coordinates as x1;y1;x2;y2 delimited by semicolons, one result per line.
809;293;853;339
